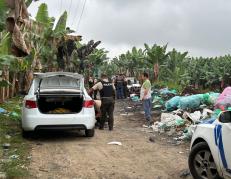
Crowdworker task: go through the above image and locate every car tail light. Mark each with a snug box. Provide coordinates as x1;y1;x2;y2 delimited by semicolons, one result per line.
25;100;37;109
83;100;94;108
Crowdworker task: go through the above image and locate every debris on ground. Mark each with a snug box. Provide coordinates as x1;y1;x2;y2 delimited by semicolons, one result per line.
2;143;11;149
9;154;19;160
179;169;191;178
107;141;122;146
149;136;155;143
147;88;222;142
4;135;11;139
0;107;7;113
9;111;20;118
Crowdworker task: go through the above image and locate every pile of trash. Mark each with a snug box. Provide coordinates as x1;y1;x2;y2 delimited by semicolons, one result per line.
152;88;178;109
149;86;231;142
0;107;20;119
152;108;221;141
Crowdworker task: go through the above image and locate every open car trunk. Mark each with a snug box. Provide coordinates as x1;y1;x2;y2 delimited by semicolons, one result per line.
37;95;83;114
36;74;84;114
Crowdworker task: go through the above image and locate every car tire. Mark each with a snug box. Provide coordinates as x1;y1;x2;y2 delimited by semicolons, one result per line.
22;129;33;138
85;128;95;137
188;142;221;179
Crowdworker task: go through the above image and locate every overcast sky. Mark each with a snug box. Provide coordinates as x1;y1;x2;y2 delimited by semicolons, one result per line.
28;0;231;58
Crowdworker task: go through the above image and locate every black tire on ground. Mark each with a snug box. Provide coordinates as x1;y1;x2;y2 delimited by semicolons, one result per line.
22;129;33;138
188;142;221;179
85;128;95;137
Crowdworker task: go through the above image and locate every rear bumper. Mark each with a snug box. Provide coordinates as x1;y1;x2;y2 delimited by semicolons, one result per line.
35;124;87;130
22;108;96;131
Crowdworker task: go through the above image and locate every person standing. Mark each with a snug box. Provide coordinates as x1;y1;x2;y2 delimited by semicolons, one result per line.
140;72;152;127
115;74;124;99
123;75;128;98
89;74;116;131
93;78;98;99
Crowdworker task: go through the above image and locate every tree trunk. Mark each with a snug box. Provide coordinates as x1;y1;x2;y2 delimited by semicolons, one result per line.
10;72;16;97
154;63;159;81
6;68;10;99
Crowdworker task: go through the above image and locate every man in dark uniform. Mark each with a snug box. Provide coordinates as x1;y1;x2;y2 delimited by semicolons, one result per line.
89;74;116;131
115;74;124;99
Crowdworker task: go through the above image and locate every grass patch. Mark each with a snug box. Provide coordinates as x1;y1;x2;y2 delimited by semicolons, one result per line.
0;97;30;178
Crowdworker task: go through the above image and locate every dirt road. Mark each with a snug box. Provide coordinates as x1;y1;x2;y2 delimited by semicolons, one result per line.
29;100;192;179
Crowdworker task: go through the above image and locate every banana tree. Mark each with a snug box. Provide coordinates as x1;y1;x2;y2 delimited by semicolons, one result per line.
85;48;108;77
144;43;169;81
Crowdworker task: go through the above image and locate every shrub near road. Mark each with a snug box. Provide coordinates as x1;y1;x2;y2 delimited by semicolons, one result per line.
0;97;30;178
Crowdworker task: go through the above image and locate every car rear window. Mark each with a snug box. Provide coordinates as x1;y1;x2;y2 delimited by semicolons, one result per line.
40;76;80;89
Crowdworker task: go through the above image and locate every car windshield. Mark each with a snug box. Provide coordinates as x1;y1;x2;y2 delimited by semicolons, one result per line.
40;76;80;89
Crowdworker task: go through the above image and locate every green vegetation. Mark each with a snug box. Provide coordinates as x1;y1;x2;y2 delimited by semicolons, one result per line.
0;97;30;178
101;44;231;92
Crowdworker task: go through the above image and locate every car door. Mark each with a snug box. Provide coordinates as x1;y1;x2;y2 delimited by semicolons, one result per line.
221;123;231;177
217;111;231;177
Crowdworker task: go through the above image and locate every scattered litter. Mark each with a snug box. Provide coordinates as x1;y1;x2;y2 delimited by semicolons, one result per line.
120;113;134;116
131;95;140;102
5;135;11;139
183;111;201;124
179;151;184;154
0;107;7;113
180;169;191;178
9;154;19;159
2;143;10;149
9;111;20;118
149;136;155;143
107;141;122;146
39;168;49;172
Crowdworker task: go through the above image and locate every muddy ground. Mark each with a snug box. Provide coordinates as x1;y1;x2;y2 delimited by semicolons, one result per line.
28;100;192;179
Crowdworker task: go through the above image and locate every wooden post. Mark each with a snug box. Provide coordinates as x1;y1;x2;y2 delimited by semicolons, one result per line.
6;68;9;99
0;88;3;103
10;72;16;98
1;66;6;102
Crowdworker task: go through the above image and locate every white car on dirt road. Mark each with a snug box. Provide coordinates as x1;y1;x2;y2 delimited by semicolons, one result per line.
188;110;231;179
21;72;96;137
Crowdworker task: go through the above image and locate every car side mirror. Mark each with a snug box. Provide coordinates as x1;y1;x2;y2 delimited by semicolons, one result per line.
219;111;231;123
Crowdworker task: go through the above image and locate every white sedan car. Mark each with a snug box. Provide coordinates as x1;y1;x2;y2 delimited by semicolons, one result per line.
21;72;96;137
189;111;231;179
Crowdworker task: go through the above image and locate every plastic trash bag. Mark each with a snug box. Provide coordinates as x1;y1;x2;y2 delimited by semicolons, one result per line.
178;94;202;110
165;96;181;111
9;112;19;118
175;118;185;126
215;87;231;110
183;111;201;124
0;107;7;113
208;93;220;105
200;117;216;124
131;95;140;102
159;88;177;95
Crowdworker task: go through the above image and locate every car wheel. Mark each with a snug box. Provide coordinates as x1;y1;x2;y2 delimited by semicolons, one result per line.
22;129;33;138
188;142;221;179
85;128;95;137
